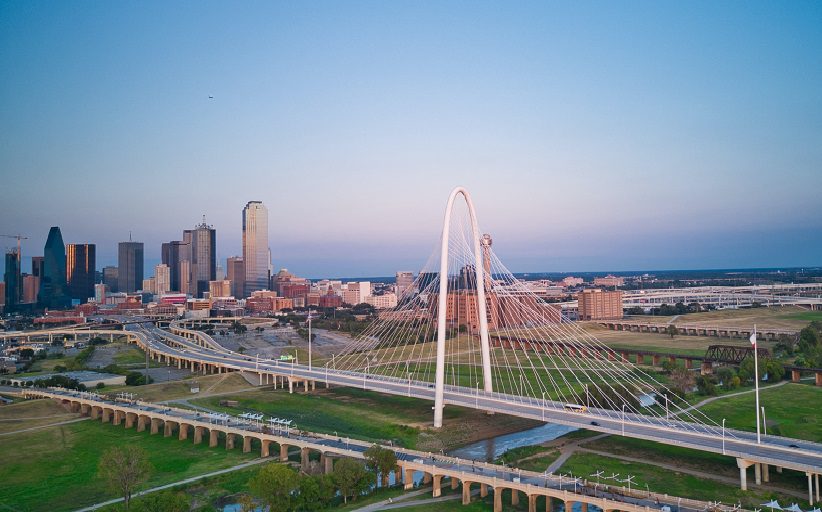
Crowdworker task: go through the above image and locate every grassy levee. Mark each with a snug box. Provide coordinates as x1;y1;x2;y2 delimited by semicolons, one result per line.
0;416;255;512
104;372;253;401
0;399;79;434
189;386;539;451
673;307;822;330
698;383;822;442
557;450;806;508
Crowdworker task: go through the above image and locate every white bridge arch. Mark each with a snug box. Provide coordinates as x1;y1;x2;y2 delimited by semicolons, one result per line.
433;187;493;427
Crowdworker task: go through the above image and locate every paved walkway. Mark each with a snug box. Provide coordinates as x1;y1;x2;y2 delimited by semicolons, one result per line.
73;458;270;511
676;380;788;415
351;488;431;511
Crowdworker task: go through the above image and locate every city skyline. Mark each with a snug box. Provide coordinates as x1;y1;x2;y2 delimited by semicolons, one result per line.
2;2;821;276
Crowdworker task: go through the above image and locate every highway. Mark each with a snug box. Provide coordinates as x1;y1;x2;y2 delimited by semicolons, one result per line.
124;321;822;479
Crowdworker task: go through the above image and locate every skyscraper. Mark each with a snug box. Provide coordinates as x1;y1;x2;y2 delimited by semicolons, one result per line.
66;243;96;303
243;201;268;297
103;266;119;293
39;226;70;309
396;271;414;297
118;241;144;293
4;251;21;308
183;219;216;298
31;256;44;278
226;256;245;298
161;241;186;292
155;263;170;295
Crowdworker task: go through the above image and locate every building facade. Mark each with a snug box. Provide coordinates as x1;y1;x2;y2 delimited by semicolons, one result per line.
4;251;21;308
577;289;623;320
242;201;269;297
226;256;245;299
183;220;216;298
395;271;414;298
39;227;71;309
161;241;186;293
66;243;96;303
155;263;171;295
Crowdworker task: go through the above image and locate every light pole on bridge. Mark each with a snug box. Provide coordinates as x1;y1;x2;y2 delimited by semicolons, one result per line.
622;404;626;436
722;418;726;455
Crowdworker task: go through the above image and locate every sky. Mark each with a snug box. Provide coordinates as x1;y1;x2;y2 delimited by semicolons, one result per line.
1;1;821;278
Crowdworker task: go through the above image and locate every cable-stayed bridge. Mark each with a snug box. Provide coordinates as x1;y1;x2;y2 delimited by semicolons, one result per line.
5;187;821;502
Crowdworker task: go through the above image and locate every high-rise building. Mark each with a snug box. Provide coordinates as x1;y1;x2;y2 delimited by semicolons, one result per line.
209;280;231;298
118;241;144;293
39;226;70;309
103;266;119;293
183;219;216;298
155;263;171;295
179;259;192;296
31;256;44;278
142;277;157;294
23;275;40;303
226;256;245;298
4;251;21;308
242;201;269;297
395;271;414;298
161;241;186;292
66;243;96;303
94;283;107;303
577;289;623;320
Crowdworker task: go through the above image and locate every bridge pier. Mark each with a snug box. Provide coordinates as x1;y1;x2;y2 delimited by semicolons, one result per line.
754;462;762;485
494;488;502;512
792;369;801;383
462;481;472;504
179;423;189;441
209;430;219;447
261;440;272;458
113;410;123;426
546;497;554;512
451;475;458;490
137;415;147;432
404;469;414;490
280;443;289;462
150;418;161;435
125;412;135;428
300;447;310;470
164;421;174;437
226;433;235;450
737;459;753;490
194;426;205;444
511;488;519;506
243;435;252;453
101;408;111;423
433;475;442;497
762;463;769;483
324;454;334;474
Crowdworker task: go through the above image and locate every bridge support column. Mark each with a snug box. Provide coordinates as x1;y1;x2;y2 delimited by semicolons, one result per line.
546;497;554;512
81;403;90;416
324;455;334;474
432;475;442;497
137;415;146;432
816;372;822;386
280;444;289;462
511;489;519;506
150;418;160;435
404;469;414;490
226;433;235;450
209;430;218;447
737;459;753;490
288;379;294;394
494;488;502;512
480;483;488;498
194;426;204;444
113;410;123;426
101;408;111;423
451;475;458;490
528;494;537;512
179;423;189;441
300;447;309;470
304;380;309;392
125;412;135;428
581;502;588;512
685;359;693;369
260;440;271;457
792;369;801;383
763;463;769;483
243;436;252;453
462;481;472;504
164;421;174;437
755;462;762;485
808;472;815;505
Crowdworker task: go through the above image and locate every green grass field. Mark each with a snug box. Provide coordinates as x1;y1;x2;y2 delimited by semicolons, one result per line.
191;387;430;448
698;383;822;442
0;416;256;512
558;451;803;508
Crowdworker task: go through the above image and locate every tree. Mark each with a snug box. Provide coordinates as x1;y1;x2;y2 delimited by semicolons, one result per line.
296;474;334;511
98;446;152;511
249;463;299;512
237;346;247;354
669;368;696;395
125;371;153;386
660;360;676;373
332;458;374;504
695;375;717;396
133;491;190;512
364;444;397;488
665;325;678;339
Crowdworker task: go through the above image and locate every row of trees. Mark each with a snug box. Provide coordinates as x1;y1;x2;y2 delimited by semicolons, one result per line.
98;444;398;511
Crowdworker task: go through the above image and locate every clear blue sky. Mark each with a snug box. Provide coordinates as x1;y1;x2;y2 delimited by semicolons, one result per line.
2;1;821;278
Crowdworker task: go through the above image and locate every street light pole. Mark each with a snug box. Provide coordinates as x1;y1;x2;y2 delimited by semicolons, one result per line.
622;404;626;436
761;406;767;437
542;391;546;421
752;325;761;444
722;418;726;455
308;310;312;371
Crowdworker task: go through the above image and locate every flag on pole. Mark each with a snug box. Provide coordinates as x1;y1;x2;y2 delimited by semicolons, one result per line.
750;329;757;348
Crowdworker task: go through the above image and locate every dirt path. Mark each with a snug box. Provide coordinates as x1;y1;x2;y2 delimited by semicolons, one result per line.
676;380;788;415
351;488;433;511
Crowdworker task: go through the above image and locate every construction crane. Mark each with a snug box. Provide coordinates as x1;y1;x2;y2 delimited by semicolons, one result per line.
0;234;29;259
